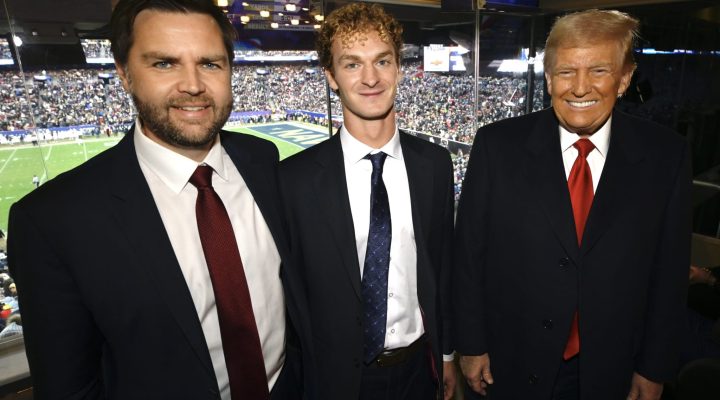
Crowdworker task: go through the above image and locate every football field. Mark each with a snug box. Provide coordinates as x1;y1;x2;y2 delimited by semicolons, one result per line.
0;121;329;233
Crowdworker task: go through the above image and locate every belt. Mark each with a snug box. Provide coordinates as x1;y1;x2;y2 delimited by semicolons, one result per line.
373;336;426;367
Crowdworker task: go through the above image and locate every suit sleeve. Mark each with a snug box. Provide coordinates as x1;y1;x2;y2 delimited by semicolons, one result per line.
636;139;692;381
8;203;104;399
452;128;491;355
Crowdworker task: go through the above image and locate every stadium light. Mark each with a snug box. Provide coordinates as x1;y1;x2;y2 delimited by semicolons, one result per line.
12;35;22;47
240;15;250;22
271;22;279;29
314;24;321;29
260;10;270;18
285;4;297;12
290;19;299;25
216;0;228;6
314;14;324;22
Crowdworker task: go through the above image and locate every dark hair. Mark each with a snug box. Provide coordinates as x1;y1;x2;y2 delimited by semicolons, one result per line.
111;0;237;67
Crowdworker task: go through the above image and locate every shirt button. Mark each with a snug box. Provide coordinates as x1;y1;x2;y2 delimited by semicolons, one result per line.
389;293;394;298
390;329;395;334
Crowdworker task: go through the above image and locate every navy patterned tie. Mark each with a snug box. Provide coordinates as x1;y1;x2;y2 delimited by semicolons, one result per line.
362;152;392;364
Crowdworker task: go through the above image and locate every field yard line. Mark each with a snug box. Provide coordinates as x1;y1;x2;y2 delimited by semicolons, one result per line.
0;148;17;175
242;128;306;147
83;142;88;161
44;144;53;161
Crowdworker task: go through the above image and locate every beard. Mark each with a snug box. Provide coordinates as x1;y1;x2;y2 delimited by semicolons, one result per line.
132;93;233;149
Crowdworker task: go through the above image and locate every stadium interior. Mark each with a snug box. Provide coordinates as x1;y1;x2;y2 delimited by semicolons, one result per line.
0;0;718;398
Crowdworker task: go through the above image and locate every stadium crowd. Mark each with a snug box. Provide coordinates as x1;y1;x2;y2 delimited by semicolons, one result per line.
0;61;542;201
0;61;543;145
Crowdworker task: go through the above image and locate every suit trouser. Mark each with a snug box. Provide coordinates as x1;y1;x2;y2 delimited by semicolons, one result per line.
359;343;437;400
551;356;579;400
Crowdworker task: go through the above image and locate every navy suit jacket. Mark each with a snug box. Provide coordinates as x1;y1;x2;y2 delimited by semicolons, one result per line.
9;130;313;399
453;108;692;400
278;131;454;399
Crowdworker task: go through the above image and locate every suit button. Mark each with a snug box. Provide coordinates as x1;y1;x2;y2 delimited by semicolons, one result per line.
356;316;362;326
559;257;570;268
542;319;553;329
529;374;539;384
353;358;360;368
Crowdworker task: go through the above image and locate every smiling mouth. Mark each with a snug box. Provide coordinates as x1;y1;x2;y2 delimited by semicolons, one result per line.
174;106;209;111
566;100;598;108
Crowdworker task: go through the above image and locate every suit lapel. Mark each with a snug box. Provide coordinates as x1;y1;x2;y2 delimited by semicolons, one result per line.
581;111;644;255
107;132;215;376
524;109;580;263
313;134;363;298
221;132;288;259
400;133;436;306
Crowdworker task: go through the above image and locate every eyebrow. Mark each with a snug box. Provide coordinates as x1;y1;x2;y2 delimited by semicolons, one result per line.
337;51;394;63
140;52;228;64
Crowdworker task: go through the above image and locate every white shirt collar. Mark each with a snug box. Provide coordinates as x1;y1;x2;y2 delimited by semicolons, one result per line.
559;116;612;158
339;124;402;164
133;118;227;194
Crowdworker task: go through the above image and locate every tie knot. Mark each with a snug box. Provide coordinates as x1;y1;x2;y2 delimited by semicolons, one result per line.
573;139;595;158
189;165;214;189
366;152;387;173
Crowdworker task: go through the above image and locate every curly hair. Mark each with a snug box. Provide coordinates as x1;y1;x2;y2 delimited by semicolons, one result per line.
316;2;403;72
544;9;639;74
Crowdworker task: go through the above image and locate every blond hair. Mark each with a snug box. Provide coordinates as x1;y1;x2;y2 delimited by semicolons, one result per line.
544;9;639;73
316;2;403;72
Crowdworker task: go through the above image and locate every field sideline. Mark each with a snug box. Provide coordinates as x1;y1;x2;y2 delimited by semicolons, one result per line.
0;122;328;233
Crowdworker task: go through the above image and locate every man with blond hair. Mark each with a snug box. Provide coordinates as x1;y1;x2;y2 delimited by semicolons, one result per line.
454;9;691;400
280;2;456;399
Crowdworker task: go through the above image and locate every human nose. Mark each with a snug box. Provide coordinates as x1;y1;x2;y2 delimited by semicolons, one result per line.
361;65;379;87
571;71;591;97
177;67;206;95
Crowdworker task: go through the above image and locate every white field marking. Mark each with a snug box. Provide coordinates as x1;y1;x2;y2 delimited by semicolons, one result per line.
44;145;53;161
0;149;17;175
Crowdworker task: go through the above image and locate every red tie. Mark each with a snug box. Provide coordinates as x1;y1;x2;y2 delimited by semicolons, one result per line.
563;138;595;360
189;165;269;400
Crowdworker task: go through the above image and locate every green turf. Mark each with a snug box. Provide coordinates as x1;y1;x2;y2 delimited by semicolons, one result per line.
0;124;316;233
0;137;122;233
225;126;305;160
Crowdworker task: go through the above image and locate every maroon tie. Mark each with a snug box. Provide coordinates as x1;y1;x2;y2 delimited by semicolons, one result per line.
563;138;595;360
189;165;269;399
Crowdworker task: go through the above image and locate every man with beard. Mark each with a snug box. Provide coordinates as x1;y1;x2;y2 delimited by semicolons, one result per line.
8;1;310;399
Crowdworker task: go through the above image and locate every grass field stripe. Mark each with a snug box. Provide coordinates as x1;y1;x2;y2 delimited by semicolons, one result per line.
43;144;53;161
83;142;88;161
0;148;17;175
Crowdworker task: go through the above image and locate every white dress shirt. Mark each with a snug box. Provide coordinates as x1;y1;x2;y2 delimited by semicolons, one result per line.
340;126;424;351
560;117;612;191
133;121;285;399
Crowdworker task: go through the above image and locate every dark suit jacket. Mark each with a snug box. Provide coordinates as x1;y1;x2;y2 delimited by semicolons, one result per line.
278;131;454;399
453;108;692;400
8;130;312;400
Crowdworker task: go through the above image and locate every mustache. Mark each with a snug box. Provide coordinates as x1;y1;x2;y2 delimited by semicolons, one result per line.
167;96;216;107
